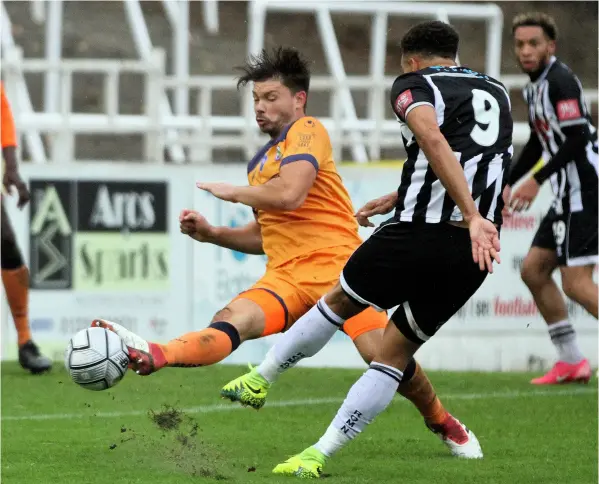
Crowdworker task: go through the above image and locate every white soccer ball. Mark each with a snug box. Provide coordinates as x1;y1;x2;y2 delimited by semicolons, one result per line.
64;326;129;391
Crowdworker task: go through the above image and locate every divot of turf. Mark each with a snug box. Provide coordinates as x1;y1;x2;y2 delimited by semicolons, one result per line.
146;404;230;480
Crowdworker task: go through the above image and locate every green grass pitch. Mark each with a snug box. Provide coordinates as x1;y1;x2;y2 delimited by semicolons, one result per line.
2;363;597;483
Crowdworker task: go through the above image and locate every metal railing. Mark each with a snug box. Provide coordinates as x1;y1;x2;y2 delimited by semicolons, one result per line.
1;0;222;163
247;1;505;162
6;47;598;164
1;0;505;163
0;3;47;162
2;1;597;164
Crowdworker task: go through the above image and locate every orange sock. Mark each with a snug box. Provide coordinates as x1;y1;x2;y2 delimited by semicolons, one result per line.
2;266;31;347
157;322;241;367
397;361;447;425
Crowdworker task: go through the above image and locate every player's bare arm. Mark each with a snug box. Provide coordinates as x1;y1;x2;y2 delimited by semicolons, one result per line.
179;209;264;255
406;105;479;222
198;160;317;212
406;105;500;271
506;131;543;212
355;192;398;227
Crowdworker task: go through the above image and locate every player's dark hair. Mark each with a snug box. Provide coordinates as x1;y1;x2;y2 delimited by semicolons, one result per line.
400;20;459;60
512;12;558;41
236;47;311;94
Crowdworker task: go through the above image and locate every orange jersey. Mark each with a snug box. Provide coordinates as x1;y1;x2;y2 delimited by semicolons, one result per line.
1;83;17;148
248;116;362;269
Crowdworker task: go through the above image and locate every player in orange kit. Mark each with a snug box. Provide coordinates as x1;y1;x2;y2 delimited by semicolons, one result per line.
94;47;479;455
1;83;52;373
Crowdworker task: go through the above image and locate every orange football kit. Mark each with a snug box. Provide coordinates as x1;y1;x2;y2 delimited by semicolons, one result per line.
119;115;388;369
234;116;387;339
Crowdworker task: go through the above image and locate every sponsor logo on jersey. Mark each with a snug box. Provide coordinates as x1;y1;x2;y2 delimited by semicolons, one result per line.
395;89;414;118
556;99;581;121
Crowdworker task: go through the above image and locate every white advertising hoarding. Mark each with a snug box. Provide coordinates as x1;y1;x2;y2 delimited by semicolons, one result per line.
2;164;194;362
2;163;597;371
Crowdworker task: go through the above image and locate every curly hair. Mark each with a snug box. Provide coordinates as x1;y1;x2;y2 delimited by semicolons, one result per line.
400;20;460;59
512;12;558;41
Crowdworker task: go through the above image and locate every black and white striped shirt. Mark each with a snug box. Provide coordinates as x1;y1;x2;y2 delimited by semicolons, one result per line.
524;56;598;214
390;66;513;225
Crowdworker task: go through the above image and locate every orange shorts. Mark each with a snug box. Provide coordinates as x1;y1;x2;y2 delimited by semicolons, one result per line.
232;246;388;340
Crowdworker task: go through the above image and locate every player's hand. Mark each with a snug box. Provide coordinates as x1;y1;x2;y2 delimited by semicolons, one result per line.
196;182;239;203
2;169;30;209
510;178;539;212
501;184;512;221
179;209;215;242
355;192;398;227
468;215;501;273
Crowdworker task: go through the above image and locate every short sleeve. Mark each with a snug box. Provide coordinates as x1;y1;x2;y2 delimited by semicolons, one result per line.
548;70;587;128
280;117;331;171
1;84;17;148
390;73;436;123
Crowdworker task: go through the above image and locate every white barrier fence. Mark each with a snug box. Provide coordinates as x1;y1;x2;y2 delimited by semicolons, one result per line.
1;0;505;164
2;163;597;371
6;48;598;165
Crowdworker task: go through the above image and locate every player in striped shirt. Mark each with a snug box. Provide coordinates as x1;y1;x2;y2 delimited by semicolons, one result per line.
506;12;597;385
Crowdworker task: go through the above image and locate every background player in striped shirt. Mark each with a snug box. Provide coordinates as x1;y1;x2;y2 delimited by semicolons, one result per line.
506;12;597;385
93;47;477;451
1;83;52;374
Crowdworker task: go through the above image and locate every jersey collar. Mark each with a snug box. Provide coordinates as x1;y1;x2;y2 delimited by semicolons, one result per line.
246;118;301;173
530;56;557;86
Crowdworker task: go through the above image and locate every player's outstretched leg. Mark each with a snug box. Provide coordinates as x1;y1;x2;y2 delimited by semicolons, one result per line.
221;297;482;458
1;207;51;374
93;297;272;376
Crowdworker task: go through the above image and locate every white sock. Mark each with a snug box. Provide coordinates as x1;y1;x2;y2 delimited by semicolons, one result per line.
257;297;344;383
548;320;585;364
313;363;402;457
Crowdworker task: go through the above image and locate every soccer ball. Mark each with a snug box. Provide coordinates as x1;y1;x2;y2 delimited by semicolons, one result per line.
64;326;129;391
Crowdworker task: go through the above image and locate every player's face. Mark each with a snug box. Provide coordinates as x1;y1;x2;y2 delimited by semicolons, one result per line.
252;79;306;137
514;26;556;73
